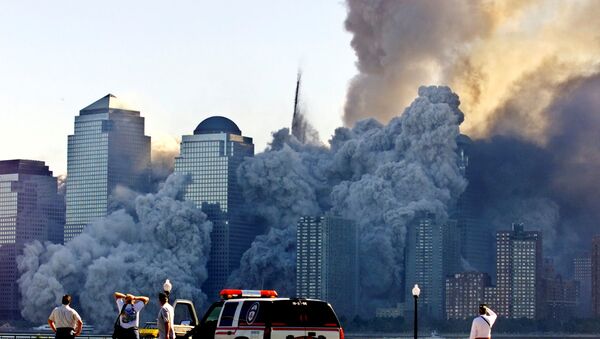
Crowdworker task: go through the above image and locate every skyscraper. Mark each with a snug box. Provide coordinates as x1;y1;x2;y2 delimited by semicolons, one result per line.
453;134;492;274
491;223;542;319
445;272;490;320
64;94;150;241
592;236;600;317
573;255;592;314
404;213;444;319
296;215;358;319
0;160;64;319
174;116;255;299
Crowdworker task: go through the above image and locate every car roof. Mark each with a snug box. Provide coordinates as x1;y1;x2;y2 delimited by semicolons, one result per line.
223;298;328;303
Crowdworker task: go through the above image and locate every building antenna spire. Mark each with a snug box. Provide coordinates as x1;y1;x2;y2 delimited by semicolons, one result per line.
293;69;302;123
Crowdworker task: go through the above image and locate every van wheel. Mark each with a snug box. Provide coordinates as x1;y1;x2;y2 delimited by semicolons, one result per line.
234;337;249;339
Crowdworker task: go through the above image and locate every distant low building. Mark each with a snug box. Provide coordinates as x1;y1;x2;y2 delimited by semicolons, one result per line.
376;303;406;319
446;271;491;320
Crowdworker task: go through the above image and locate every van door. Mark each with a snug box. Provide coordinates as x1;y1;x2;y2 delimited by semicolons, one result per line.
215;301;240;339
268;300;306;339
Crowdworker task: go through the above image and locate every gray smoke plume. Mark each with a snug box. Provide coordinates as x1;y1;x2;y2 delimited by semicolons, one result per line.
343;0;600;142
17;174;212;330
231;86;466;311
468;74;600;269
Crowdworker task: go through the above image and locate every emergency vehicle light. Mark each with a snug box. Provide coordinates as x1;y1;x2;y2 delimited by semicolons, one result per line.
220;289;278;299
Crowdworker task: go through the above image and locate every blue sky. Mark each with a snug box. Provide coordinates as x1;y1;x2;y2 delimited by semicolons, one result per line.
0;1;356;175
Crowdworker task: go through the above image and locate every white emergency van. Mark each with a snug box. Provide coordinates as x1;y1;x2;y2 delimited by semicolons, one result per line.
185;289;344;339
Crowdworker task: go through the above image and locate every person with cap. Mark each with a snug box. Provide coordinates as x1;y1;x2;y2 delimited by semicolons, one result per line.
114;292;149;339
48;294;83;339
469;304;497;339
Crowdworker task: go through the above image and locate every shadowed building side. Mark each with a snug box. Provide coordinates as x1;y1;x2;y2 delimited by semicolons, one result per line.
0;160;64;319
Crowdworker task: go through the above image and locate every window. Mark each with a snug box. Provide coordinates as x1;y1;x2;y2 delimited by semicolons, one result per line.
218;302;239;327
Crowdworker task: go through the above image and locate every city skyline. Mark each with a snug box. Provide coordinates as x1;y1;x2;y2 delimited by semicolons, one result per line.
0;1;355;176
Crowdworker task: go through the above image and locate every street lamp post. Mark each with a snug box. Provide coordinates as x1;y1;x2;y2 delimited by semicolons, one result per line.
412;284;420;339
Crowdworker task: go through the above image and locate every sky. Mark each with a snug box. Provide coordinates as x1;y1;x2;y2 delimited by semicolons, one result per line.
0;1;356;175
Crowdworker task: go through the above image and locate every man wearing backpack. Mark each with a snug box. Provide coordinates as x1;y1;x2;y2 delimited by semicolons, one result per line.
469;304;497;339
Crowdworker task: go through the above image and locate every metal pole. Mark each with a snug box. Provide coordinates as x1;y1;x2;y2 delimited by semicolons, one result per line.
413;295;418;339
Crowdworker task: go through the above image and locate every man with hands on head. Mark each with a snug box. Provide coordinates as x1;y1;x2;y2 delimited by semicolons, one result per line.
114;292;149;339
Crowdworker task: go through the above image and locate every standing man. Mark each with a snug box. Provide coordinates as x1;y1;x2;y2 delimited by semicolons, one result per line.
48;294;83;339
114;292;149;339
469;304;497;339
157;292;175;339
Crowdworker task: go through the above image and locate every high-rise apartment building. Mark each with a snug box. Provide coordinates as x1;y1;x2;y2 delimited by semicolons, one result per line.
405;213;444;319
174;116;256;299
573;255;592;314
0;160;64;319
64;94;150;241
592;236;600;317
490;223;542;319
445;272;490;320
296;215;358;319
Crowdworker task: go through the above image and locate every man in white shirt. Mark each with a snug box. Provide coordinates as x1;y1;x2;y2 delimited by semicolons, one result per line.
48;294;83;339
114;292;149;339
469;304;497;339
157;292;175;339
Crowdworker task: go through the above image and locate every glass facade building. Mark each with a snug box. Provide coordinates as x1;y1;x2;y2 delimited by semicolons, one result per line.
174;116;255;300
296;215;358;319
64;94;150;241
0;160;64;319
573;256;592;314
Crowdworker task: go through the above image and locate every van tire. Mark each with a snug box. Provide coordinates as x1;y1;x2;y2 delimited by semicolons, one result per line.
235;337;249;339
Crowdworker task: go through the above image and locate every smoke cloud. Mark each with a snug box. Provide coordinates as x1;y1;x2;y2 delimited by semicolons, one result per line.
344;0;600;143
17;174;212;330
232;86;466;311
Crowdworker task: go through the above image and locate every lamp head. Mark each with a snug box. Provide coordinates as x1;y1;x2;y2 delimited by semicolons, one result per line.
412;284;420;297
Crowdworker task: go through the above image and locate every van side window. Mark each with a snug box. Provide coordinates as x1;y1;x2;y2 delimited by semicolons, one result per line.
303;301;340;327
218;302;239;327
238;301;266;326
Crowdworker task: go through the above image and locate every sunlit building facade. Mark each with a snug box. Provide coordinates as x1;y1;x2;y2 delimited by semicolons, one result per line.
0;160;64;319
64;94;150;241
174;116;255;299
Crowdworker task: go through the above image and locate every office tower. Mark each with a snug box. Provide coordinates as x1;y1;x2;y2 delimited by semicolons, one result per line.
494;223;542;319
573;255;592;314
592;236;600;317
296;215;358;319
404;213;444;319
445;272;490;320
453;134;492;274
174;116;255;299
64;94;150;241
0;160;64;319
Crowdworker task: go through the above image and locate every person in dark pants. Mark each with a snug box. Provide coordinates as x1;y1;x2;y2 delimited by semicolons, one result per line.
114;292;149;339
48;294;83;339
